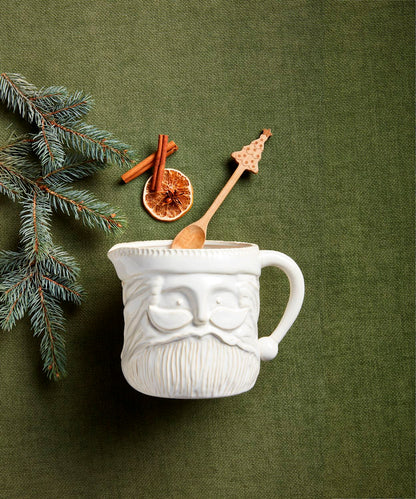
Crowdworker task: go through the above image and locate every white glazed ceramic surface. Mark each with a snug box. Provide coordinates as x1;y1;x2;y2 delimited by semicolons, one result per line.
107;240;304;399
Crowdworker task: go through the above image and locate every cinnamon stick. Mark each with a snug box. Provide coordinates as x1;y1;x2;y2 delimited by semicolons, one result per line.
120;140;178;183
155;134;169;192
151;135;164;191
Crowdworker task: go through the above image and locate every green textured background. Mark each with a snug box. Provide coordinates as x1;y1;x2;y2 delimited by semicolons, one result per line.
0;1;414;498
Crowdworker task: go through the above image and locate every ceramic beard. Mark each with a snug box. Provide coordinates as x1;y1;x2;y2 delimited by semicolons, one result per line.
121;272;261;398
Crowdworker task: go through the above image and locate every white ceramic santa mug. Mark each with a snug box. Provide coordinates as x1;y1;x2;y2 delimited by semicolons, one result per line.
108;240;304;399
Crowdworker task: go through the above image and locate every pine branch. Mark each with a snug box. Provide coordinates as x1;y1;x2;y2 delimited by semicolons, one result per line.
44;90;93;124
0;180;20;200
41;274;83;304
41;155;107;184
28;85;68;113
0;76;68;123
53;122;134;167
45;247;81;281
0;73;43;126
32;120;65;172
0;268;31;330
0;250;27;273
19;190;53;258
0;248;83;380
40;184;125;232
2;270;33;296
0;137;34;156
0;73;135;172
0;159;37;197
0;192;53;332
0;138;41;180
0;73;134;380
0;192;83;379
29;286;67;379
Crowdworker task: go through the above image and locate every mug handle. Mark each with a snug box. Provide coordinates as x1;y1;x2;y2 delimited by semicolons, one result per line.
258;250;305;361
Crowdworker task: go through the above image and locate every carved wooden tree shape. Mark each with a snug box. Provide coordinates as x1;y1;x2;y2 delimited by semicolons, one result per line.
231;129;272;174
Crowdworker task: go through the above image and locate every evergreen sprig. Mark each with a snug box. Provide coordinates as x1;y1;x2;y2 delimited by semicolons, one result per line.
0;73;135;379
0;73;133;173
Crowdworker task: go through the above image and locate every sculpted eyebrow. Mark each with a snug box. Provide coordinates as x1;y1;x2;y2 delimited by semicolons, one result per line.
210;286;236;294
160;286;196;301
161;286;192;293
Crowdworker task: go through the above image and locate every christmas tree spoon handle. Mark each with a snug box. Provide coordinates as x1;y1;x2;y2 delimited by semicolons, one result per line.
171;129;271;249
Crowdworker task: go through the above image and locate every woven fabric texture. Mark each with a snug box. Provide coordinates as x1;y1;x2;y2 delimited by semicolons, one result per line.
0;1;414;498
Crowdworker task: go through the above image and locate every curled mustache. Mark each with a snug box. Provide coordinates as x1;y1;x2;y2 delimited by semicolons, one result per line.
148;304;249;331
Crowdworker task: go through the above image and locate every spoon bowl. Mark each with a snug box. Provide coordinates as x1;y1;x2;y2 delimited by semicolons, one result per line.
170;223;206;249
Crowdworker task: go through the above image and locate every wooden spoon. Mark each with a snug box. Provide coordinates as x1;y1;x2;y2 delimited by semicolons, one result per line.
171;129;272;249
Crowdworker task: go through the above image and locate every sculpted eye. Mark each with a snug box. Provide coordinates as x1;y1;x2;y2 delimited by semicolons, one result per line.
211;290;237;308
210;306;249;331
148;305;193;331
159;290;189;309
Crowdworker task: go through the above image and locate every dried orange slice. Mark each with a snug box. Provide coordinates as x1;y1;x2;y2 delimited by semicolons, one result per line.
143;168;193;222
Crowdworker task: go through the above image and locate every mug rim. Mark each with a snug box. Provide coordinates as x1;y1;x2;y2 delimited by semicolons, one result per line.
107;240;261;277
108;239;257;256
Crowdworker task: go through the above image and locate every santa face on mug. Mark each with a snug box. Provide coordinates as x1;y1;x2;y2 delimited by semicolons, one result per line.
121;272;261;397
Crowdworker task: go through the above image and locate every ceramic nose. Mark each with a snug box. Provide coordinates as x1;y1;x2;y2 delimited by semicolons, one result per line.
193;302;209;326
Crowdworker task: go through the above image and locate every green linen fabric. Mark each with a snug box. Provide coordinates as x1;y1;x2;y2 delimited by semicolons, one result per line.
0;1;414;498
